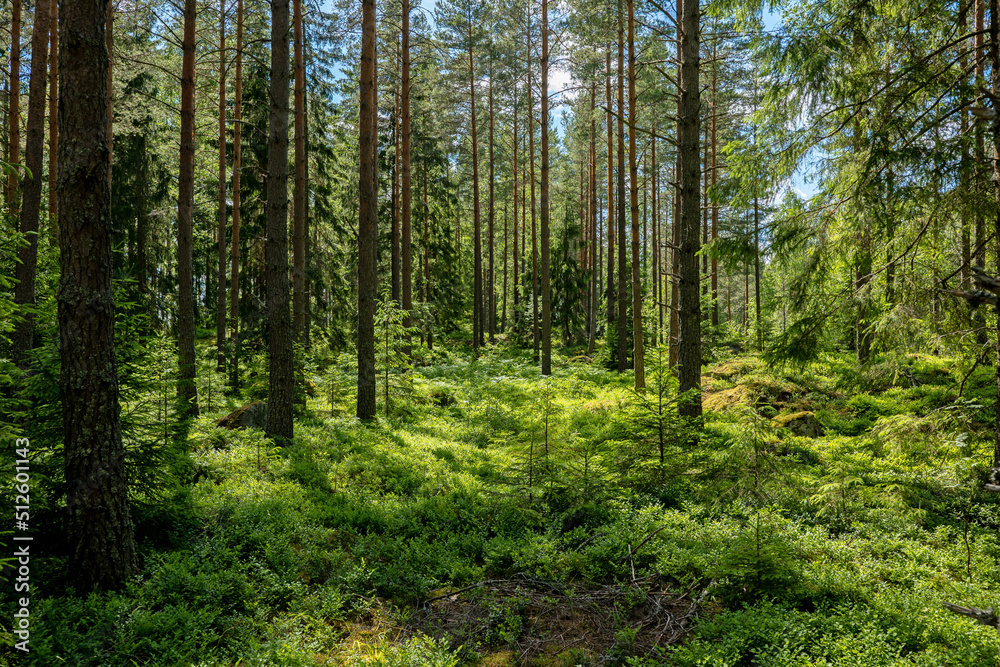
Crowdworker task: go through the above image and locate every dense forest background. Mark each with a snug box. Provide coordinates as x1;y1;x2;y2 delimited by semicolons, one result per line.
3;0;1000;663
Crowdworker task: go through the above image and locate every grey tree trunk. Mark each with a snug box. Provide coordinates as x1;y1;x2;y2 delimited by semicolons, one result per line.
265;0;294;443
677;0;702;418
357;0;377;420
177;0;199;418
58;0;138;590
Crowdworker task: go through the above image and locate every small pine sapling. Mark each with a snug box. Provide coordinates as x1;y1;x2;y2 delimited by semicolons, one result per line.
376;287;417;417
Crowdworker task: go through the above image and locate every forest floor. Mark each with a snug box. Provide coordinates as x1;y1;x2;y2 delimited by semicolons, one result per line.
7;344;1000;666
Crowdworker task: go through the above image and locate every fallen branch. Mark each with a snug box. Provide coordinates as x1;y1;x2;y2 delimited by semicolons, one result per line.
943;601;999;629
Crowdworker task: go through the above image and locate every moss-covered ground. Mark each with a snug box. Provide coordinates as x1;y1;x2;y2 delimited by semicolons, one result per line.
7;346;1000;666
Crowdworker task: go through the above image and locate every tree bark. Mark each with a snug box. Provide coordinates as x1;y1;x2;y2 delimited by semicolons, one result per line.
628;0;643;389
13;0;50;365
513;80;520;336
177;0;199;418
489;56;497;344
606;46;616;357
677;0;702;418
230;0;243;387
528;25;539;362
616;4;627;373
468;12;483;352
710;48;719;327
7;0;20;218
357;0;377;420
293;0;306;344
265;0;293;443
990;0;1000;468
588;80;598;355
540;0;552;375
401;0;412;356
216;0;227;374
48;0;58;245
58;0;138;590
754;195;762;352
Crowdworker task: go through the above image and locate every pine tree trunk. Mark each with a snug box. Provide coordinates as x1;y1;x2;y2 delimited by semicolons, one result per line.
541;0;552;375
105;0;113;184
468;15;483;352
265;0;294;443
710;51;719;327
230;0;243;387
754;195;762;352
6;0;19;219
216;0;227;374
13;0;50;365
489;60;496;344
528;28;539;362
587;80;600;356
616;5;627;373
606;47;616;355
392;83;400;305
989;0;1000;467
357;0;377;420
47;0;58;246
401;0;412;356
502;204;508;332
177;0;199;418
58;0;138;590
628;0;644;389
513;85;520;336
677;0;702;418
293;0;306;344
669;156;680;368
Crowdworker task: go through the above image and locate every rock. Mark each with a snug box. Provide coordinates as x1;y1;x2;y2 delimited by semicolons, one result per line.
774;411;824;438
216;401;268;430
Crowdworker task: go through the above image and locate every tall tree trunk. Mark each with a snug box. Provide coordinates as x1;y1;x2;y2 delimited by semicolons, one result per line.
357;0;377;420
652;132;660;344
513;81;520;336
989;0;1000;467
293;0;306;344
58;0;138;590
105;0;113;184
230;0;243;387
710;48;719;327
616;5;627;373
669;158;680;369
13;0;50;365
48;0;58;245
677;0;702;418
391;81;400;304
502;204;508;332
424;163;433;350
754;195;762;352
627;0;643;389
265;0;293;443
528;27;539;362
489;57;496;344
468;14;483;352
401;0;412;356
541;0;552;375
6;0;19;218
588;80;598;355
216;0;227;374
177;0;199;418
606;46;616;356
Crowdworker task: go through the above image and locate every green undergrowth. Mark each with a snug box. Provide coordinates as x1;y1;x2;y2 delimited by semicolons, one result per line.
8;348;1000;666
